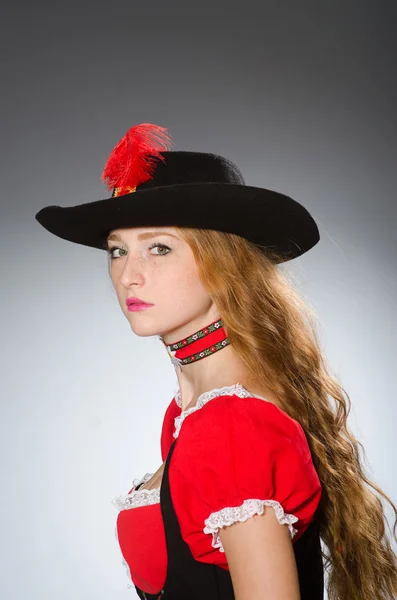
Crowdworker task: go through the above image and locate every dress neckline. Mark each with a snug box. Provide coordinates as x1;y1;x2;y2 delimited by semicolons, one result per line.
174;382;269;409
172;383;271;439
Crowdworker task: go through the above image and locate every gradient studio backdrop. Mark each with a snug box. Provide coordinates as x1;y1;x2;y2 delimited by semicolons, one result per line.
1;2;396;599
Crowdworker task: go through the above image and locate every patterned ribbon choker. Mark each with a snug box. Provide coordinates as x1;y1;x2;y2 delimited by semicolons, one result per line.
158;318;230;371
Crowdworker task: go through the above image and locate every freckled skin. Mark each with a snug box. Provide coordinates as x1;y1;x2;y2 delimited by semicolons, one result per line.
108;225;218;343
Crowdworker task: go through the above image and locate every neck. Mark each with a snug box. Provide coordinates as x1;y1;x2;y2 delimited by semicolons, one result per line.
159;317;248;411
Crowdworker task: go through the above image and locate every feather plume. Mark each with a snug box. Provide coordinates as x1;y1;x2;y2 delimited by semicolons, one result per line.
101;123;173;192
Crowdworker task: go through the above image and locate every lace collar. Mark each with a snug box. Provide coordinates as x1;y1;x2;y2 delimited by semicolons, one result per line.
172;382;269;439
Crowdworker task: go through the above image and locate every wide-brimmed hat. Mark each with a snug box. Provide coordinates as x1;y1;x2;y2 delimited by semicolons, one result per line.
35;123;320;263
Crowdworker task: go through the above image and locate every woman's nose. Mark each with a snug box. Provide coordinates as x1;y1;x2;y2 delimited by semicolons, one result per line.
118;255;146;287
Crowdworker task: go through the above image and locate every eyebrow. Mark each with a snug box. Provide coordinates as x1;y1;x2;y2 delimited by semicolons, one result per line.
106;231;180;245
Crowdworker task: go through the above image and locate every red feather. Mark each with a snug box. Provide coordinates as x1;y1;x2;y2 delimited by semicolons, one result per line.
101;123;173;192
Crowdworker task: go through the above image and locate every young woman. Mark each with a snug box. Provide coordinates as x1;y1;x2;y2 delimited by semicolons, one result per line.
35;123;397;600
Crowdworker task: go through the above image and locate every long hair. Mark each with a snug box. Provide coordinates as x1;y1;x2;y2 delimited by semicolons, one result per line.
172;226;397;600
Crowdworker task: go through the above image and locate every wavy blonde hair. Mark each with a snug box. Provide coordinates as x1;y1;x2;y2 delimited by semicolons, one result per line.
172;225;397;600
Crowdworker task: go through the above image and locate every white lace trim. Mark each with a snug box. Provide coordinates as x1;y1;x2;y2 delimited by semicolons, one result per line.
112;472;160;511
203;499;299;552
173;383;270;438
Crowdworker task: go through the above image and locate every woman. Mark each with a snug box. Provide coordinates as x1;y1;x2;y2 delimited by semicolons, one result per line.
35;123;397;600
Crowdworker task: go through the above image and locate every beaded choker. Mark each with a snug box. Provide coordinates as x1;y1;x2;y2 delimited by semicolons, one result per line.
159;318;230;370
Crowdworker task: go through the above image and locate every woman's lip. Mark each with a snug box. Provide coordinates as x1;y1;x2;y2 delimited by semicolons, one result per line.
126;298;153;306
127;304;154;311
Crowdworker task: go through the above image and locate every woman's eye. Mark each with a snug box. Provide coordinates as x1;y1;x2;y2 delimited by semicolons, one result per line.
107;247;126;259
148;243;171;256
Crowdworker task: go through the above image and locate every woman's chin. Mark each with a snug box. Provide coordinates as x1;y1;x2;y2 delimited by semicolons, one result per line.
126;315;159;337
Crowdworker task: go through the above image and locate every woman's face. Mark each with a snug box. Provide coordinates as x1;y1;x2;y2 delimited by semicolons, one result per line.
106;226;218;341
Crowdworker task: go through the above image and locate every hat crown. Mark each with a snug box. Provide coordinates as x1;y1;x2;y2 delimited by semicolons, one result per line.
133;151;245;191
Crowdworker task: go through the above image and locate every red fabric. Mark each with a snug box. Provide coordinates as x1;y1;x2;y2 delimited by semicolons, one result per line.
116;395;179;594
160;394;182;461
115;392;322;594
170;395;322;568
116;503;167;593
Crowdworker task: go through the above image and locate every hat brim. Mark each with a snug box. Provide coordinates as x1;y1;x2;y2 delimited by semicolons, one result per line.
35;182;320;262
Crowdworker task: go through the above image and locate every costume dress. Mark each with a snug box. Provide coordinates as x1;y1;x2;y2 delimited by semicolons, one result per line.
113;384;324;599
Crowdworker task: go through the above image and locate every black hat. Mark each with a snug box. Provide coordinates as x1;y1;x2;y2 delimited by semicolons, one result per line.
35;123;320;263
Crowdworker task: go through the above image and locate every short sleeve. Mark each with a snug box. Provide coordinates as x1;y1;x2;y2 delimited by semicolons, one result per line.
169;394;322;566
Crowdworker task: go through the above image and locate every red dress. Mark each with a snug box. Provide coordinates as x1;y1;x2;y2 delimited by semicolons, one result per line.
113;384;323;595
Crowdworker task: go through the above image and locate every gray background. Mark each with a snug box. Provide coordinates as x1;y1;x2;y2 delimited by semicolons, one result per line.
1;1;396;598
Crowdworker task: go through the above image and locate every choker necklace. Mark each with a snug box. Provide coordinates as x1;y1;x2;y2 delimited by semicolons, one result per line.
158;318;230;371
